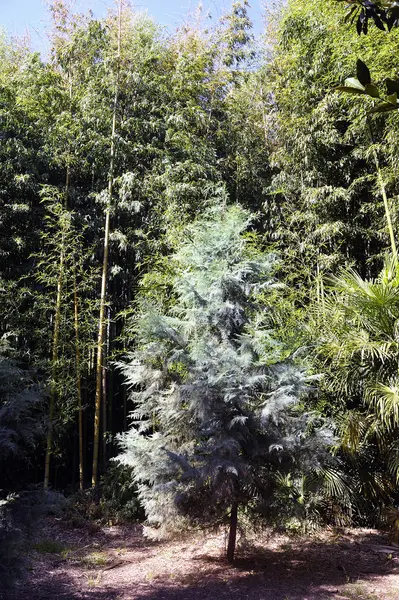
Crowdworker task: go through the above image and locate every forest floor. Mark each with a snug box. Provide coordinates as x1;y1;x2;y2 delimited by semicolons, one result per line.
5;516;399;600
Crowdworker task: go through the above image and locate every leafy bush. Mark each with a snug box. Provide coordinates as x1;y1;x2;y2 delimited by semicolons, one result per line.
313;256;399;519
65;464;143;526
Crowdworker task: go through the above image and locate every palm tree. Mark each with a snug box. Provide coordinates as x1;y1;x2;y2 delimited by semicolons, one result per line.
315;254;399;504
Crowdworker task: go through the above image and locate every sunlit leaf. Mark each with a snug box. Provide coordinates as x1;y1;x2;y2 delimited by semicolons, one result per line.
387;92;398;105
345;77;366;91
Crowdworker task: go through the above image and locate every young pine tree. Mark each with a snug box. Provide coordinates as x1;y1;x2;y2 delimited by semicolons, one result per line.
117;205;332;561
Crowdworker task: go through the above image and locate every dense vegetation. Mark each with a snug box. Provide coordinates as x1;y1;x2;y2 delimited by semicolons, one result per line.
3;0;399;565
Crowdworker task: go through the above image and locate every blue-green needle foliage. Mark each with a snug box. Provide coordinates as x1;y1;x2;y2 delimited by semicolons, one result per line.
117;205;332;530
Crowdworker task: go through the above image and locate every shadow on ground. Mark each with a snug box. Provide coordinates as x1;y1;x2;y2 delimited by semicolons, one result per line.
5;526;399;600
128;536;399;600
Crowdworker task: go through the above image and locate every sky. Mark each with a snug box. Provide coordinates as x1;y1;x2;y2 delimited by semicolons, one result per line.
0;0;265;57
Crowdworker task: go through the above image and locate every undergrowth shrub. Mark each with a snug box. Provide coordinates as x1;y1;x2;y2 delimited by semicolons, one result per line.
65;464;143;526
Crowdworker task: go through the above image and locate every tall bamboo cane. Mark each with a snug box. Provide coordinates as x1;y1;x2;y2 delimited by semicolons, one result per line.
92;0;122;487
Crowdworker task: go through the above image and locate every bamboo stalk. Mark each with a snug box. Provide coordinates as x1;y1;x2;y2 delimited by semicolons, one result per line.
92;0;122;487
102;358;107;471
123;386;127;431
367;118;397;263
373;149;397;263
44;241;65;490
66;65;85;490
108;308;114;436
73;267;84;490
44;65;72;489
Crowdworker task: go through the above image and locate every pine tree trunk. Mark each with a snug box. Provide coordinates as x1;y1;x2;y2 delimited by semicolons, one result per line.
44;244;65;489
227;501;238;563
92;0;122;487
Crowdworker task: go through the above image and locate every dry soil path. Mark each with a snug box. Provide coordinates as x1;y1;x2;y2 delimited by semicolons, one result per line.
4;518;399;600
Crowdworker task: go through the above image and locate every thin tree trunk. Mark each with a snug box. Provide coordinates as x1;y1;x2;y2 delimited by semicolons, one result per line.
44;243;65;490
374;151;397;262
316;260;325;321
104;304;112;461
108;301;114;437
92;0;122;487
44;153;71;489
71;432;77;486
367;118;397;262
73;267;84;490
227;501;238;563
316;262;320;308
92;175;111;487
123;386;127;431
44;74;73;489
102;359;107;470
108;362;113;439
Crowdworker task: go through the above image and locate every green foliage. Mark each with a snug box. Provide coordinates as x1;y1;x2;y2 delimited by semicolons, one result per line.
264;0;399;521
4;0;399;539
311;254;399;514
267;0;399;296
0;0;278;496
220;0;255;68
98;463;143;523
337;59;399;114
0;341;43;465
116;206;333;536
65;467;143;526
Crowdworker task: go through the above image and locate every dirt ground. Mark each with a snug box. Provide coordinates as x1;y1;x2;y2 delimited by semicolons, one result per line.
4;517;399;600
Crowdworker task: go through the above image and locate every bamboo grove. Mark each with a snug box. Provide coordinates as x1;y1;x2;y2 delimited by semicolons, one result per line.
3;0;399;544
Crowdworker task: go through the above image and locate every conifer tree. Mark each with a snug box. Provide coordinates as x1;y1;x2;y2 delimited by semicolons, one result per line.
117;205;332;561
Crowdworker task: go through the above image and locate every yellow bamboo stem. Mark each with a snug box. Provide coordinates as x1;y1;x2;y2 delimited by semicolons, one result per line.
373;148;398;263
367;118;397;263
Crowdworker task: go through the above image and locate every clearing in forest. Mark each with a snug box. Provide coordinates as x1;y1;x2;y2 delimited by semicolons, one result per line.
5;517;399;600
